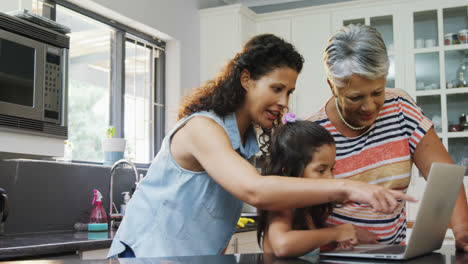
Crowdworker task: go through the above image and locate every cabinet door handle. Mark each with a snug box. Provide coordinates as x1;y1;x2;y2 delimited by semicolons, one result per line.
234;237;238;253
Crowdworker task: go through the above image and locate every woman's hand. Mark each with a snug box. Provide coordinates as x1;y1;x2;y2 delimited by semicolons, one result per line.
336;224;358;249
340;179;417;214
354;226;379;244
454;229;468;252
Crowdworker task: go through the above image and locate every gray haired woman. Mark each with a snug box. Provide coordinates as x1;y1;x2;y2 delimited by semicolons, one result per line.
307;24;468;251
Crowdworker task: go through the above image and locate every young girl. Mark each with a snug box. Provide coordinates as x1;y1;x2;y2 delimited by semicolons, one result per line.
108;34;414;258
258;114;359;258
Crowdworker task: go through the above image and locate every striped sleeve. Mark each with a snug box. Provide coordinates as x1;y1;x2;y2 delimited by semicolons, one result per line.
389;89;433;155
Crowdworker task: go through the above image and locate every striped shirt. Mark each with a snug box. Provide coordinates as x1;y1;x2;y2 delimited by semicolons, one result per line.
307;88;433;244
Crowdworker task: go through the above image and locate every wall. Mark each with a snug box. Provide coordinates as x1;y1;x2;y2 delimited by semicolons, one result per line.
0;0;31;13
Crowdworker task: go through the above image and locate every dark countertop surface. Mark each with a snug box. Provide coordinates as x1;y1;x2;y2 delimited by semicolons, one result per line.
0;225;256;260
0;245;467;264
0;231;113;260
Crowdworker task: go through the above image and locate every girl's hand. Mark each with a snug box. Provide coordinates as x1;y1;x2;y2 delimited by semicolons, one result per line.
336;224;358;249
355;226;379;244
341;180;417;214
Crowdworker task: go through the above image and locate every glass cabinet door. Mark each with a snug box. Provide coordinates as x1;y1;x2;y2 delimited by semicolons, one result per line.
415;53;440;91
370;16;395;88
449;138;468;176
413;10;440;91
417;95;442;133
414;10;438;49
371;16;394;52
444;6;468;89
343;18;365;26
447;93;468;132
443;6;468;47
445;50;468;89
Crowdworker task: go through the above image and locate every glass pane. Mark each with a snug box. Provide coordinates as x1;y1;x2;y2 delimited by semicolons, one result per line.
343;18;365;26
387;55;395;88
447;93;468;132
0;39;35;107
417;95;441;133
443;6;468;46
414;10;438;48
31;0;44;15
125;39;153;164
371;15;394;52
415;53;440;91
448;138;468;176
56;6;112;162
445;50;468;89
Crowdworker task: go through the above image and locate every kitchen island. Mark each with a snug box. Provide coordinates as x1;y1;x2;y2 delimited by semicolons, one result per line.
0;245;467;264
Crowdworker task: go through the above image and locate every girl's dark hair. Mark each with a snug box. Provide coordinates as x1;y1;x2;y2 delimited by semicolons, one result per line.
177;34;304;154
257;120;335;247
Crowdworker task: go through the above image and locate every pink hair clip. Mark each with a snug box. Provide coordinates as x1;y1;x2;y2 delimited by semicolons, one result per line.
283;112;297;124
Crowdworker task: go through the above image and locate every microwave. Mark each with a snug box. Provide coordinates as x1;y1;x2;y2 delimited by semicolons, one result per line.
0;12;69;139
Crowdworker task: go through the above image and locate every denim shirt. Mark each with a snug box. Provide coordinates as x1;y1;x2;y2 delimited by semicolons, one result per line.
107;111;259;258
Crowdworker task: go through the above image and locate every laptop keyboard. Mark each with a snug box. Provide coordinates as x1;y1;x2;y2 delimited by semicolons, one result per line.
363;245;406;254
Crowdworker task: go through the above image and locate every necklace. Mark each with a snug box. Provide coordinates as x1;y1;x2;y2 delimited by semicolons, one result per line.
335;98;366;131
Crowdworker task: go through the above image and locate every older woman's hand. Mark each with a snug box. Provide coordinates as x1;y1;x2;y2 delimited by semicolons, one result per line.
339;179;417;214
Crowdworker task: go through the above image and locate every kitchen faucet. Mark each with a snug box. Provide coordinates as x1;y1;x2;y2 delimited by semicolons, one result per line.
109;159;141;229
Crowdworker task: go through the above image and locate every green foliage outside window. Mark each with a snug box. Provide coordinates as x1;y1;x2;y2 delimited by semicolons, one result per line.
67;80;108;162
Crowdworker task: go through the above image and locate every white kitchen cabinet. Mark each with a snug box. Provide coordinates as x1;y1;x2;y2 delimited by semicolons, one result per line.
199;4;256;84
79;248;109;260
290;13;332;118
225;231;262;254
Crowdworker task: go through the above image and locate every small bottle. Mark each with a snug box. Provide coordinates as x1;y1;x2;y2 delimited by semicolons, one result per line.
120;191;131;216
89;189;108;231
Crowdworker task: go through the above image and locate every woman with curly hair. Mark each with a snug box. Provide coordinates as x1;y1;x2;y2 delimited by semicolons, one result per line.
107;34;415;258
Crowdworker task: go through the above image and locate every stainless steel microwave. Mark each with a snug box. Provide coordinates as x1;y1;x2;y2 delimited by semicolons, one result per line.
0;12;69;139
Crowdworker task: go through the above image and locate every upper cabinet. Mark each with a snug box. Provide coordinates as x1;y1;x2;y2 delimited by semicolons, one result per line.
199;5;256;83
257;12;333;118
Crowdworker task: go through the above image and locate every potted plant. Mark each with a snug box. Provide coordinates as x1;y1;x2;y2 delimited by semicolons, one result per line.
101;126;126;166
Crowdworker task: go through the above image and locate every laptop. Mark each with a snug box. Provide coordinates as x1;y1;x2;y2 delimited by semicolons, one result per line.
320;162;466;260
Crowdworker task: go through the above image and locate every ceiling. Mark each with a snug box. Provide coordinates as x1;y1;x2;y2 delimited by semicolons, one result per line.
197;0;357;13
220;0;311;7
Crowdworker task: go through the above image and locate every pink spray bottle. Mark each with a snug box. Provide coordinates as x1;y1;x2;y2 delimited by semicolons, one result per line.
89;189;108;231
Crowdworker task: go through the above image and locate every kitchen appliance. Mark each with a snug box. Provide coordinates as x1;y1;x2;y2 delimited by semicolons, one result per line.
0;11;69;139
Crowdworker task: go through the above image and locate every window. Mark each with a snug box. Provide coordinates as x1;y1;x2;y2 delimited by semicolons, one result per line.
125;38;161;163
32;0;165;165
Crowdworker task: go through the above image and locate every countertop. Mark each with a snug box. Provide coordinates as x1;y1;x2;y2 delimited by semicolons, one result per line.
0;224;257;260
0;245;467;264
0;231;113;260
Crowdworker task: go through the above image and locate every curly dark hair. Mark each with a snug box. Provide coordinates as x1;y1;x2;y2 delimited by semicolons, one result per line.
178;34;304;154
256;120;336;247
